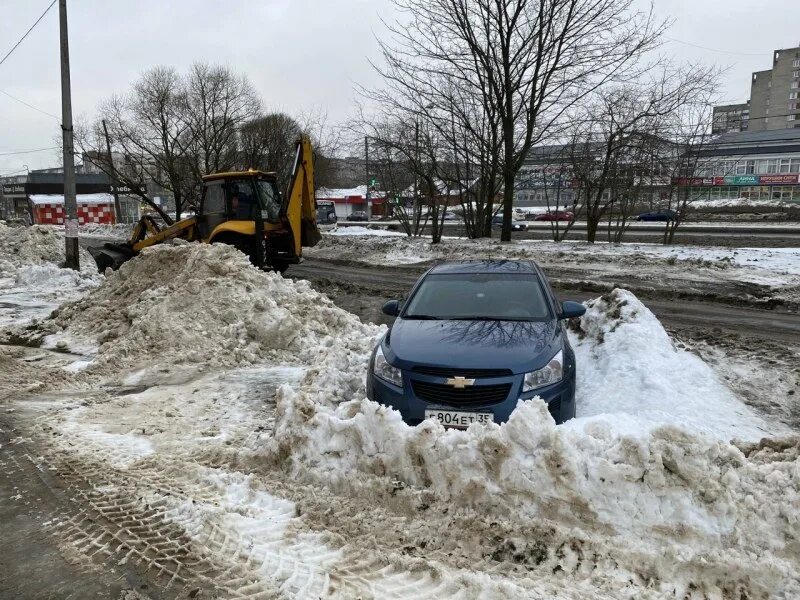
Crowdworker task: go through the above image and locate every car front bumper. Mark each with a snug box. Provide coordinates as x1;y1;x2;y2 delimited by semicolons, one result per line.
368;369;576;425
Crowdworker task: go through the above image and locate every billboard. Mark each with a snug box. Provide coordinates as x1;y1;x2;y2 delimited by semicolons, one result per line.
672;174;800;186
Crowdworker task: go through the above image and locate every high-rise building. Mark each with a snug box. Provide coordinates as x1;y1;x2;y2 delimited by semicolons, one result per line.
712;102;750;134
718;46;800;133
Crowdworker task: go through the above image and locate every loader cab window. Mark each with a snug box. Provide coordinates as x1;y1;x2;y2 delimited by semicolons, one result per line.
204;182;226;214
228;181;256;220
199;181;228;238
255;180;281;223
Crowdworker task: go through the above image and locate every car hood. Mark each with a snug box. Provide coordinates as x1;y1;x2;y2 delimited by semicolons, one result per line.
385;317;561;374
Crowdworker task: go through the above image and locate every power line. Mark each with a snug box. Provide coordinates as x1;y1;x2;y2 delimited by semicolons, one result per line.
0;0;58;69
0;89;60;120
665;37;765;58
0;146;59;157
0;168;30;176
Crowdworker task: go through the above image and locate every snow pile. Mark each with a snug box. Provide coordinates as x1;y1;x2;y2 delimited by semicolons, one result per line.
75;222;133;238
692;197;792;209
268;288;799;596
570;290;778;440
41;242;382;374
329;225;406;237
0;224;101;327
0;222;93;272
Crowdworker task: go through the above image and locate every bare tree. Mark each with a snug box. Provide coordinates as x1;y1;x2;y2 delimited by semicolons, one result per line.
240;112;302;193
661;100;719;244
356;117;449;240
562;65;718;242
77;66;191;220
372;0;667;243
182;63;261;182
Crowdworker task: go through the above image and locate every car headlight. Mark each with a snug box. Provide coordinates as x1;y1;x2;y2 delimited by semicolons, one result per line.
523;350;563;392
373;345;403;387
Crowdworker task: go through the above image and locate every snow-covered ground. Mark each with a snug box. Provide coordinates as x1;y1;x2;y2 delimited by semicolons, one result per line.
0;224;100;327
1;230;799;598
692;196;794;209
308;232;800;307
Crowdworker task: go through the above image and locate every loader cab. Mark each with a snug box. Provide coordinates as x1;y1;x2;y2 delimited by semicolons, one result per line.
197;171;296;271
197;172;283;239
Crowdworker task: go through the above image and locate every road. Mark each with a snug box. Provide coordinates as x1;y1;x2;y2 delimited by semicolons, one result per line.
288;258;800;344
332;220;800;247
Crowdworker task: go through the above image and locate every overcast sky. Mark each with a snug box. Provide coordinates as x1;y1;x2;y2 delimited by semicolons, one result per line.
1;0;799;175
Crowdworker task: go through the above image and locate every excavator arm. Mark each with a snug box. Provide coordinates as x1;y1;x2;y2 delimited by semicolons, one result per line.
285;136;322;255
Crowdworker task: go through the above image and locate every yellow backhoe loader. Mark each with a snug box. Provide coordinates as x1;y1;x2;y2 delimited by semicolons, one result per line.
89;136;322;272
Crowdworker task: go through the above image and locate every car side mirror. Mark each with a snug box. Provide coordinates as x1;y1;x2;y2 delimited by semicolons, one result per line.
382;300;401;316
560;300;586;320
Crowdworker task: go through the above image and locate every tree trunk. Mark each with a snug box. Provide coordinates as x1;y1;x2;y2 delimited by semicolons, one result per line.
174;190;182;221
586;213;600;243
501;170;514;242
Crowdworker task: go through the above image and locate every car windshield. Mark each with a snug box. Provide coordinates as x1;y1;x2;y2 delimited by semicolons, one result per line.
403;272;551;321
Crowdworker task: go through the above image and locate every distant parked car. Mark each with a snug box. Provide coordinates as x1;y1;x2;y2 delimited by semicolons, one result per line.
346;210;368;222
316;200;337;225
636;209;677;222
534;210;574;222
492;215;527;231
442;211;460;221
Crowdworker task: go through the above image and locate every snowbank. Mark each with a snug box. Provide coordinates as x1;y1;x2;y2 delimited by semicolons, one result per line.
328;225;406;237
692;197;792;209
0;224;101;327
40;242;382;374
570;290;777;440
0;222;94;272
268;288;799;596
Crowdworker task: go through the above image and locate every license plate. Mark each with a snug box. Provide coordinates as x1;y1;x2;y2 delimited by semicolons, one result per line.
424;409;493;428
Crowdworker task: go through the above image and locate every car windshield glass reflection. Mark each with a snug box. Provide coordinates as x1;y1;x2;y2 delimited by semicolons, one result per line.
403;273;550;321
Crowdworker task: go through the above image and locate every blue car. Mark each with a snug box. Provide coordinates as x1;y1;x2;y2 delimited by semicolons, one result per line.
367;260;586;428
636;209;677;222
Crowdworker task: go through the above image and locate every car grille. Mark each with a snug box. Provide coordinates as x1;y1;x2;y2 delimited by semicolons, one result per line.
411;366;512;378
412;380;512;407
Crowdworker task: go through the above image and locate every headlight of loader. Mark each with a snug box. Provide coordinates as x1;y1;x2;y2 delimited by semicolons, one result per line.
523;350;563;392
373;345;403;388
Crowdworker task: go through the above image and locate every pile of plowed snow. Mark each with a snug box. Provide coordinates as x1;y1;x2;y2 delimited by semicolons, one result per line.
41;242;382;374
571;290;778;440
0;222;94;271
269;289;799;598
0;224;100;328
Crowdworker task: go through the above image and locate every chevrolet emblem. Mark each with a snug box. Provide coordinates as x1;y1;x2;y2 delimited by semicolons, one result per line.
446;376;475;389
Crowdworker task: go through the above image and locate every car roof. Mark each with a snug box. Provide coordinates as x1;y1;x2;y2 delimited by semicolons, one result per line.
428;260;539;275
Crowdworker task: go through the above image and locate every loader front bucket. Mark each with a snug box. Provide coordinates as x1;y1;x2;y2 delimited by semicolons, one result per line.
88;242;137;272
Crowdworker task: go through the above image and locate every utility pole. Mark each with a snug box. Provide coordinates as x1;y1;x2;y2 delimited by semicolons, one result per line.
364;136;370;219
59;0;79;270
102;119;123;223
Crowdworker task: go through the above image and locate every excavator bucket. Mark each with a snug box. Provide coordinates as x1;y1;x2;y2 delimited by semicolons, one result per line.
88;242;137;271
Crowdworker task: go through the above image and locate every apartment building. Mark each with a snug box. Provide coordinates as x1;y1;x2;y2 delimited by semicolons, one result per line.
717;45;800;133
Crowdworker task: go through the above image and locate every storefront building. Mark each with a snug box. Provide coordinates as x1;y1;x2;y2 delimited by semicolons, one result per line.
684;129;800;202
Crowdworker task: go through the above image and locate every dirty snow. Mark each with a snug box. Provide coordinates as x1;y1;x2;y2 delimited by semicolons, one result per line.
0;225;101;327
328;225;406;237
33;242;379;374
307;232;800;307
3;239;799;597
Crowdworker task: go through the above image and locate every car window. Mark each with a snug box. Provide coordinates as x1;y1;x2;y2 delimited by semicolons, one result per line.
404;273;551;321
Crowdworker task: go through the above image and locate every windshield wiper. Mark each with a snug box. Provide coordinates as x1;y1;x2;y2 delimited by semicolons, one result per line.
403;314;442;320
